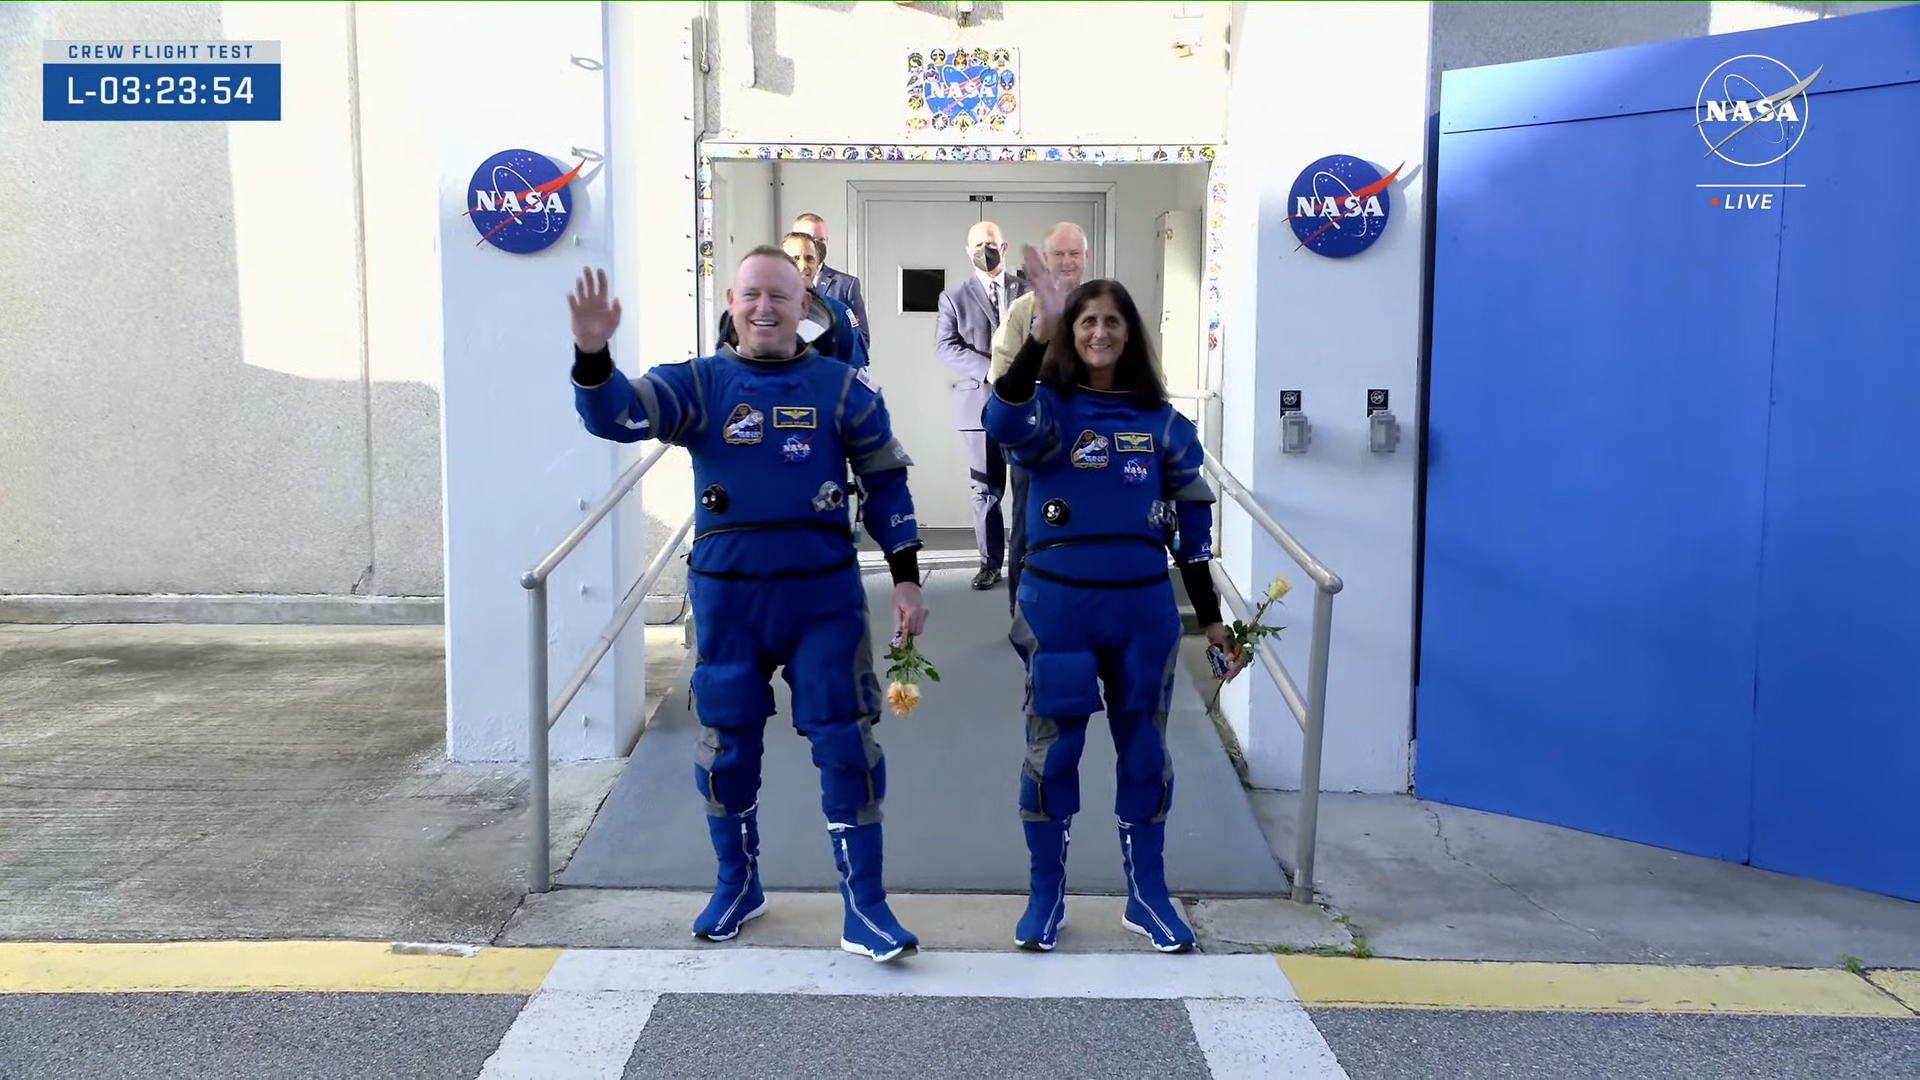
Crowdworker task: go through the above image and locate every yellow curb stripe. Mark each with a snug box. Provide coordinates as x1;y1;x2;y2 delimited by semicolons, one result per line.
0;942;561;995
1276;956;1918;1018
1868;970;1920;1013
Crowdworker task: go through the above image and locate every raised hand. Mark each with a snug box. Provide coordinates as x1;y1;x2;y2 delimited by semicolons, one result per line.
568;266;623;353
1020;243;1068;341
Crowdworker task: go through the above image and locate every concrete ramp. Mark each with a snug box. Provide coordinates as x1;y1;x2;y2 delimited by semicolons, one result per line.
559;568;1288;897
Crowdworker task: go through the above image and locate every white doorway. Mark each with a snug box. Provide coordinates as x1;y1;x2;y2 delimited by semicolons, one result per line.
855;187;1109;533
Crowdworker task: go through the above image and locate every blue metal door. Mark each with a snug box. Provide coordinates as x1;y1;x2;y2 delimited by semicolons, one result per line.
1747;71;1920;901
1416;5;1920;898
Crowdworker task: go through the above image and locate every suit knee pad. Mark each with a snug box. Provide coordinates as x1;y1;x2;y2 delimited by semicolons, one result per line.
1028;649;1104;718
694;723;766;815
806;719;884;824
1018;716;1088;821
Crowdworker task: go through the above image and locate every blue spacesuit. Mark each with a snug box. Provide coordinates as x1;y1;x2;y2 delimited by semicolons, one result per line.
811;291;869;370
983;337;1218;954
572;340;923;962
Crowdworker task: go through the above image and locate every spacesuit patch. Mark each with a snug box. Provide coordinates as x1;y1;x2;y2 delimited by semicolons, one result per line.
1042;497;1071;526
811;481;846;513
1070;430;1109;469
772;406;816;429
1147;500;1175;528
724;404;764;445
782;435;812;463
1115;432;1155;453
1122;459;1149;485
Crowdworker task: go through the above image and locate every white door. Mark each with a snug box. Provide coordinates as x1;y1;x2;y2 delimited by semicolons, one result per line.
859;194;1106;532
861;197;984;531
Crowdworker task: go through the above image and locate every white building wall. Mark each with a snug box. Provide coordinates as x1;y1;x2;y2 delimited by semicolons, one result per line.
0;1;444;616
1214;0;1432;795
698;1;1234;146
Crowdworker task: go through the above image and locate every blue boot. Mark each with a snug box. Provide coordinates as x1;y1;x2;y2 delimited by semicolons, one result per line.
692;806;767;941
1015;818;1071;951
1119;820;1195;953
829;822;919;962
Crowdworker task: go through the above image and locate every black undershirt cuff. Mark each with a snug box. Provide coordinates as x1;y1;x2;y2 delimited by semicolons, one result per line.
1179;559;1224;628
993;336;1047;404
573;344;613;386
885;545;922;586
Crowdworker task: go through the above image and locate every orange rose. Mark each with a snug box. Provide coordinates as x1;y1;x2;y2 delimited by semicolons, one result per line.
886;681;921;716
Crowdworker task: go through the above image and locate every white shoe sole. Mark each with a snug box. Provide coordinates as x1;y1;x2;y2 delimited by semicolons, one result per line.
692;897;769;942
1015;912;1067;952
1122;915;1195;953
841;936;918;962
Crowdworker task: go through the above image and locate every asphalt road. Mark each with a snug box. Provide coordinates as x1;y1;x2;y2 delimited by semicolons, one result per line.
3;987;1915;1079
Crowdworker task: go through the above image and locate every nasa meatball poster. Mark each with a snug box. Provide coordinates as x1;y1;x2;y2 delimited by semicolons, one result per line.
906;46;1021;137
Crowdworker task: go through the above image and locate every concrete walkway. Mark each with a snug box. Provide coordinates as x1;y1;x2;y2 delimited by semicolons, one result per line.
2;617;1916;969
559;567;1288;897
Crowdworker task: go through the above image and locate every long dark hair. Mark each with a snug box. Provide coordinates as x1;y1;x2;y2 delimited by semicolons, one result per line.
1039;279;1166;408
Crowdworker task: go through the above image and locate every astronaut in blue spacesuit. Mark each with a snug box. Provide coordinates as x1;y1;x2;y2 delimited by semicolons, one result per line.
983;248;1247;954
566;252;930;963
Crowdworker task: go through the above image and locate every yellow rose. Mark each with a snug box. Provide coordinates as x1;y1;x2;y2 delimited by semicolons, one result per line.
887;681;922;716
1266;576;1291;603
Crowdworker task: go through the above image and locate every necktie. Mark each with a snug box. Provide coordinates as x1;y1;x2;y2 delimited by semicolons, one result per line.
988;280;1000;320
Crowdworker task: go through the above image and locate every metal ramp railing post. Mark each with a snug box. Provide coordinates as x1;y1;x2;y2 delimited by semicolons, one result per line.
1199;445;1344;904
519;442;691;894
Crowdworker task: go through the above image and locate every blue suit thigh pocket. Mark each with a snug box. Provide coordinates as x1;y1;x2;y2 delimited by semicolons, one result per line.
1029;650;1104;718
691;660;775;728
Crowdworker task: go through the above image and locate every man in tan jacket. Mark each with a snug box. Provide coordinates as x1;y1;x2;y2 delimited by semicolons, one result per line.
989;222;1089;614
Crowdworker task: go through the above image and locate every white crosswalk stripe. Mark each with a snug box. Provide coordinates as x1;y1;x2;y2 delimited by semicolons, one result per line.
1186;997;1350;1079
473;946;1349;1079
478;988;659;1079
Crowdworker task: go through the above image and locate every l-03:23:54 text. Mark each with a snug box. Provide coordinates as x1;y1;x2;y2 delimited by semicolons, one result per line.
67;74;256;106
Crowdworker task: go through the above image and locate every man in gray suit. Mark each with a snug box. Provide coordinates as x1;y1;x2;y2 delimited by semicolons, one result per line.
793;213;869;348
936;220;1028;591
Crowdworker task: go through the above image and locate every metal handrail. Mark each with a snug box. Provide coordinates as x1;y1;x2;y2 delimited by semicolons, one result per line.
1198;444;1343;905
519;445;689;893
545;512;695;729
522;442;673;588
1201;446;1341;593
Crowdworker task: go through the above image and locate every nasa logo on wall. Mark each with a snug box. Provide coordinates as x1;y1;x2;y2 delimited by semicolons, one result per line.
1286;154;1395;259
1694;54;1818;168
466;149;581;254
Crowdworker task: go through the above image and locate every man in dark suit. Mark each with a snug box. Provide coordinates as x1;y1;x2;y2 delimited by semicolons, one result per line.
936;220;1028;591
793;213;869;348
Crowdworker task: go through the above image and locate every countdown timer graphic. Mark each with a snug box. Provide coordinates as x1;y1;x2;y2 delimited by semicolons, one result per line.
42;39;282;122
